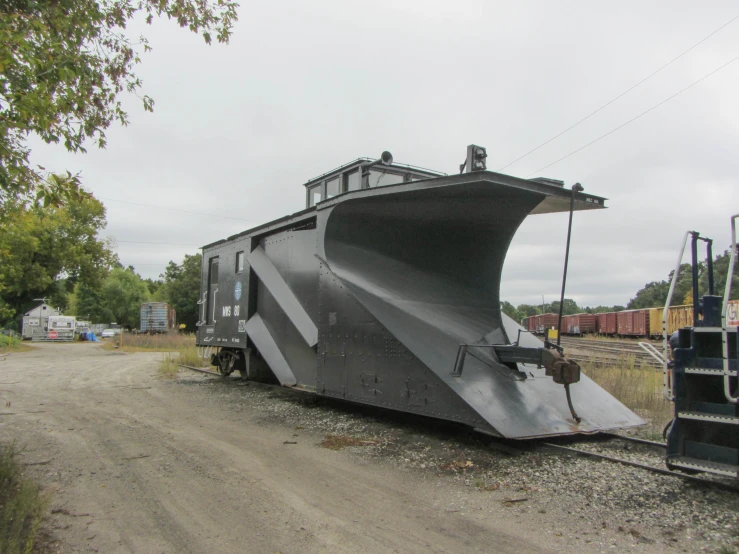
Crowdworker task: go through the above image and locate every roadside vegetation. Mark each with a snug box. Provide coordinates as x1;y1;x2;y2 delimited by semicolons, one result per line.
97;332;207;377
158;346;208;379
0;335;31;354
582;355;672;440
0;443;48;554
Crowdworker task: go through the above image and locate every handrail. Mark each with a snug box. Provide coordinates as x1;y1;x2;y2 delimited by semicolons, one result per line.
663;231;691;400
638;342;666;365
722;214;739;404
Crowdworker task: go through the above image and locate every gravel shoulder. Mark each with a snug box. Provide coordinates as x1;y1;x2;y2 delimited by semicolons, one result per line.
0;343;736;553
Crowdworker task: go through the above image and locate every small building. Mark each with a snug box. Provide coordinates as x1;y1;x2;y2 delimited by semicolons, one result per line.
21;303;60;340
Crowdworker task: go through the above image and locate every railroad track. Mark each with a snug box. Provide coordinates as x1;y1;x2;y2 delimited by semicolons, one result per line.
178;364;738;493
559;337;663;368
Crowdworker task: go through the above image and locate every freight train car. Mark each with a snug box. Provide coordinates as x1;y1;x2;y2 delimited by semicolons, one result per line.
563;313;596;335
595;312;617;335
616;309;650;337
525;313;559;335
523;302;739;339
140;302;177;334
648;305;693;338
195;146;643;439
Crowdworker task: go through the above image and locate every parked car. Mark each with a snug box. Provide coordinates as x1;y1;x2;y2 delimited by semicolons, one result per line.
101;329;116;338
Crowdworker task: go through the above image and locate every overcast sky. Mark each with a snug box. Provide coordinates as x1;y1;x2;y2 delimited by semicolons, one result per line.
28;0;739;308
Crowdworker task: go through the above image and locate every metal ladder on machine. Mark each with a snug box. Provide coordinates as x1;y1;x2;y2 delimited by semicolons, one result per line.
663;215;739;478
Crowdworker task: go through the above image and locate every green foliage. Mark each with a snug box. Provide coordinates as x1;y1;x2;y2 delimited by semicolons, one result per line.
163;253;201;331
628;254;738;310
0;194;116;326
627;263;694;309
0;335;21;349
144;278;166;301
500;301;522;323
102;267;150;328
75;280;113;323
700;249;739;301
0;0;239;205
516;304;542;318
0;443;48;554
584;305;625;314
548;298;580;316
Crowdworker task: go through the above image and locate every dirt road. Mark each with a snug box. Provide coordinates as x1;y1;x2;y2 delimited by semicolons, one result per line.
0;344;709;553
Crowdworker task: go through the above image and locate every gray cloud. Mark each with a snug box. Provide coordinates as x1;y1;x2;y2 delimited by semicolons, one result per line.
27;0;739;307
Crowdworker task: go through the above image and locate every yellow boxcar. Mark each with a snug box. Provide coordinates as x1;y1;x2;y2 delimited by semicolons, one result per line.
648;301;738;337
647;305;695;337
648;307;662;337
669;305;694;334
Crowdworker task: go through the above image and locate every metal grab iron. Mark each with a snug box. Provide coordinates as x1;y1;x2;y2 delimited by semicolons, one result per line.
452;344;580;385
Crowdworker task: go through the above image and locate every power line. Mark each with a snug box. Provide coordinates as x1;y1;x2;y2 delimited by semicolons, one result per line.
98;196;258;224
526;53;739;177
497;12;739;172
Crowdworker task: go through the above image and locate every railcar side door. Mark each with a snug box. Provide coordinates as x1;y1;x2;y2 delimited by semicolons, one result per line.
207;257;219;325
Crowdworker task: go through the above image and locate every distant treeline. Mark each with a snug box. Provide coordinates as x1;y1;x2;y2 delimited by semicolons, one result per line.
0;192;201;332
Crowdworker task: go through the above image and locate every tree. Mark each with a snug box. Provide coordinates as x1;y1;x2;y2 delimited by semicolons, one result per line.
500;301;522;323
0;193;116;325
163;253;201;331
583;305;625;314
102;267;149;328
75;280;113;323
627;263;695;309
517;304;543;318
548;298;580;316
144;277;166;301
0;0;238;205
699;249;739;301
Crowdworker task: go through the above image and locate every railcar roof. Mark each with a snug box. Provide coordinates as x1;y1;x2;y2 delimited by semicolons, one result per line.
201;166;606;250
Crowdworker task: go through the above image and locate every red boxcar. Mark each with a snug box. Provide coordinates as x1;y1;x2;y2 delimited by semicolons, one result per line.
616;309;650;336
595;312;617;335
538;313;559;334
566;313;596;335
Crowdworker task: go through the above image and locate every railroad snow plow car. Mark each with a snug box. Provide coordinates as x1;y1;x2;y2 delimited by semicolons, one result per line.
195;146;644;439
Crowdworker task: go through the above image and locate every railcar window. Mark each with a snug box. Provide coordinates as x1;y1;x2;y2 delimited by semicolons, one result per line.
309;185;322;207
210;258;219;284
369;170;404;187
344;170;360;192
236;251;244;273
326;177;340;198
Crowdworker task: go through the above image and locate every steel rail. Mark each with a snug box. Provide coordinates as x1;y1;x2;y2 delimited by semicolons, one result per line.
178;364;737;490
542;442;739;493
600;433;666;449
178;364;223;377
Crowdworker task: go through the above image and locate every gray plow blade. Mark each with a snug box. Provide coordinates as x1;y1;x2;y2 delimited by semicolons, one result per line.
319;177;644;439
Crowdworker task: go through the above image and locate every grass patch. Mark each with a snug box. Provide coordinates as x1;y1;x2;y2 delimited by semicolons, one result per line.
0;335;32;355
101;332;197;352
159;354;180;379
156;338;209;378
0;442;48;554
582;354;673;439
